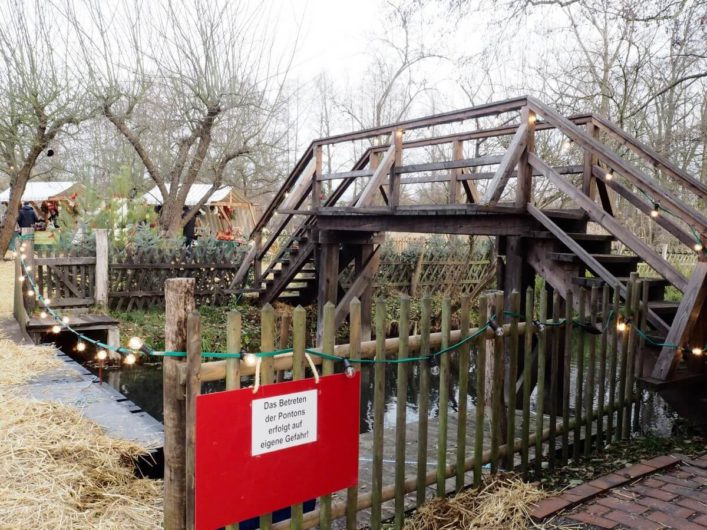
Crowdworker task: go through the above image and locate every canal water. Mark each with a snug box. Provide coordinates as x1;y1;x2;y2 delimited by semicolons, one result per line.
85;352;696;438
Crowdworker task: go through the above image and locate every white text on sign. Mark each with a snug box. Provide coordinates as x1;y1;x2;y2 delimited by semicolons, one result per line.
251;390;318;456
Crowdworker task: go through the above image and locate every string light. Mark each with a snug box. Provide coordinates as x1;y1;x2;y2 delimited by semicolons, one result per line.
243;352;257;367
650;203;660;218
18;275;24;282
343;358;355;378
96;349;108;361
532;319;546;333
76;341;86;352
44;298;51;305
128;336;144;350
62;316;70;325
51;325;61;334
25;265;31;271
695;242;704;252
488;319;504;337
40;311;47;319
27;290;35;297
124;353;136;365
605;171;613;181
692;347;703;356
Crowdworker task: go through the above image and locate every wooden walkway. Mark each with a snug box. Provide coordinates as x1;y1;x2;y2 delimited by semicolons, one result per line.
532;453;707;529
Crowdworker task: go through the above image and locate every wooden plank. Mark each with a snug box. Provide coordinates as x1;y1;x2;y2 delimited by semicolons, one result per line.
34;256;96;266
345;299;361;530
534;289;548;475
592;114;707;202
585;286;599;458
490;292;504;473
548;292;561;470
259;304;275;530
528;97;707;230
506;291;520;469
561;290;573;466
483;122;528;204
319;302;335;530
520;287;534;478
651;262;707;380
622;275;640;439
394;296;409;527
185;311;201;530
607;289;620;442
456;295;471;490
530;153;688;292
354;143;397;208
449;140;463;204
573;289;586;462
371;297;386;528
416;293;432;504
437;296;451;493
474;295;487;487
596;285;610;451
163;278;195;530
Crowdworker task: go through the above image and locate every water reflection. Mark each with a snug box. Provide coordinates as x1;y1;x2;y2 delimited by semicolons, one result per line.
91;352;688;437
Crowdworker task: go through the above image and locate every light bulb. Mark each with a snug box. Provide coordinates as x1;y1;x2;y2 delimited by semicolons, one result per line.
695;243;704;252
76;342;86;352
617;321;627;332
650;204;659;218
51;325;61;334
489;320;504;337
431;365;440;376
243;353;257;367
97;349;108;361
605;171;613;181
27;290;34;297
128;336;143;350
692;347;703;356
124;353;136;365
25;265;31;271
343;358;355;378
532;319;545;333
18;275;24;282
62;316;70;325
20;254;26;260
40;311;47;319
44;298;51;305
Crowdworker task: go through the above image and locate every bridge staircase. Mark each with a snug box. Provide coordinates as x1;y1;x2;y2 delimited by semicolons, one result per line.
231;96;707;384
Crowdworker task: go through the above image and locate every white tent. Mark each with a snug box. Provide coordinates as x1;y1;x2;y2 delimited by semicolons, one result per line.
0;181;82;203
142;184;232;206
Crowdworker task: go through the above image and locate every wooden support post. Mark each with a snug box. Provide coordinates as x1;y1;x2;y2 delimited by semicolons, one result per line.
291;305;307;530
357;243;374;341
534;290;548;476
449;140;463;204
371;297;386;529
94;229;109;308
506;291;520;470
312;145;323;210
437;296;451;493
456;295;471;490
474;295;488;488
596;285;610;451
573;289;586;463
561;290;573;466
226;311;242;391
548;291;561;470
582;122;597;198
316;238;339;344
394;295;409;527
320;302;335;530
259;303;275;530
585;286;599;458
389;129;403;208
490;291;505;473
520;286;534;479
164;278;195;530
185;311;201;530
515;106;535;208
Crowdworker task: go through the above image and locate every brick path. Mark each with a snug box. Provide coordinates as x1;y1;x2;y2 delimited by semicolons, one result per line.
531;454;707;529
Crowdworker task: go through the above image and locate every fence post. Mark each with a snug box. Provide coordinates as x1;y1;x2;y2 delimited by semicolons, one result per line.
346;298;361;530
164;278;195;530
21;227;35;314
94;229;109;309
186;310;202;530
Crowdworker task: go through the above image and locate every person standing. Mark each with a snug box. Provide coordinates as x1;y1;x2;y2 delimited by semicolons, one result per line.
17;202;38;228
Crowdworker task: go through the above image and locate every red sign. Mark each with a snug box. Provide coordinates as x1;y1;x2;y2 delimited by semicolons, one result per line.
195;373;360;530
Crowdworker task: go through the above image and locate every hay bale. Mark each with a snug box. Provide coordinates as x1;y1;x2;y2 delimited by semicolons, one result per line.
404;474;549;530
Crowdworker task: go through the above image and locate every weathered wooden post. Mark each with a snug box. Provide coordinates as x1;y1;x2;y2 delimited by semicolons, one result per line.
345;298;361;530
185;310;202;530
389;129;403;208
21;227;35;314
163;278;195;530
94;228;109;308
516;106;536;208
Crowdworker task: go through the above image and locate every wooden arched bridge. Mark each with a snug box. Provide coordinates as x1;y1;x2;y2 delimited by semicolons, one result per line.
232;96;707;385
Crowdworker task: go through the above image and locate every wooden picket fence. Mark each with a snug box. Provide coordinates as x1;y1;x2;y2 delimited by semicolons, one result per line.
162;273;648;530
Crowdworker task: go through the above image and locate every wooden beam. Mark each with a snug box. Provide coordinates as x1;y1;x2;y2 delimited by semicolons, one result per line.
515;107;535;207
592;114;707;202
530;153;688;292
317;241;340;343
593;165;694;248
483;122;528;205
651;262;707;381
527;96;707;231
335;246;381;328
355;143;397;207
389;130;403;208
449;140;463;204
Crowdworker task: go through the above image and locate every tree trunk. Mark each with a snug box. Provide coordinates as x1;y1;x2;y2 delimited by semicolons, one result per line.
0;169;31;256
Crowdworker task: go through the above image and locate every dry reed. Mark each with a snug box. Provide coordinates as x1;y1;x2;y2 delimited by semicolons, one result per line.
403;474;549;530
0;333;162;529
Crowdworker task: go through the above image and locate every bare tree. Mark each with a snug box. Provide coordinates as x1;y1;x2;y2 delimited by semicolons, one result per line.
0;1;88;255
73;0;295;236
